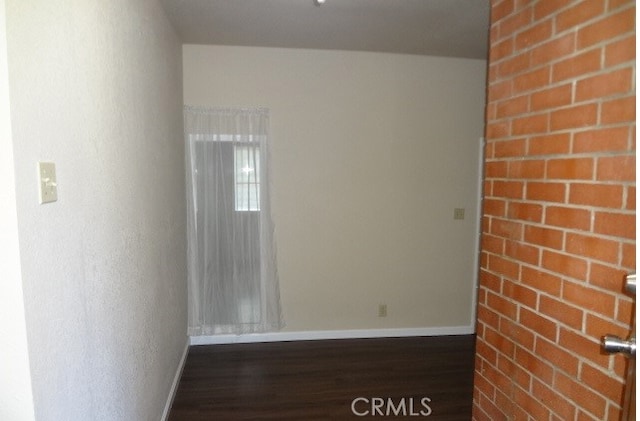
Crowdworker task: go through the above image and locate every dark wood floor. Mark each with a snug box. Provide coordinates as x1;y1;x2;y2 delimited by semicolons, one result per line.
168;335;475;420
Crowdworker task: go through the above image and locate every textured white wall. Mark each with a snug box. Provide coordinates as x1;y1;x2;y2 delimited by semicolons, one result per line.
184;45;486;332
6;1;186;420
0;0;35;418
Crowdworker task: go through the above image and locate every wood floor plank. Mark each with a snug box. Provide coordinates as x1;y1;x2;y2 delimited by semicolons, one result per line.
169;335;475;420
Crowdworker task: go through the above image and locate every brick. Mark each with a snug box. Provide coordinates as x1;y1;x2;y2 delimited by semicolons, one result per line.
580;363;625;404
512;113;549;135
498;53;531;78
562;280;616;318
487;290;518;319
545;206;591;231
621;242;635;269
552;49;602;83
589;263;627;291
515;19;552;49
482;215;491;235
482;234;505;255
514;66;551;93
500;317;535;351
541;249;588;280
488;254;521;280
558;328;612;369
625;186;635;210
520;307;559;341
531;378;577;420
514;345;554;384
554;371;607;419
480;269;502;294
486;102;497;121
496;95;529;118
530;33;576;67
593;211;635;239
505;239;540;265
491;217;524;240
521;266;562;296
601;96;635;124
535;337;580;378
523;224;564;250
617;296;634;325
605;35;635;67
585;313;629;344
608;0;635;10
507;201;543;222
512;386;551;421
539;295;583;331
484;198;507;217
566;232;620;264
492;0;515;22
484;142;495;160
494;138;527;157
497;354;531;391
491;37;514;62
508;159;545;179
533;0;572;19
612;345;631;377
526;181;566;203
596;155;635;182
485;327;516;360
485;160;508;178
488;62;499;83
573;127;630;153
577;8;636;49
530;83;572;111
490;22;499;44
528;133;571;156
488;363;519;402
556;0;605;32
493;180;525;199
498;5;532;39
569;183;624;208
486;121;510;139
487;79;513;102
477;304;501;331
575;67;633;102
546;158;594;180
549;104;598;131
476;334;498;365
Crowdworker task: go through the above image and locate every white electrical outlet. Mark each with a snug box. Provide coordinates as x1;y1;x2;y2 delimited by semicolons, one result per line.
38;162;58;204
454;208;465;220
378;304;388;317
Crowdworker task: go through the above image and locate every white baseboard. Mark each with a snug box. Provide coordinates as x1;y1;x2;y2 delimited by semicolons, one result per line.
189;325;474;346
161;338;189;421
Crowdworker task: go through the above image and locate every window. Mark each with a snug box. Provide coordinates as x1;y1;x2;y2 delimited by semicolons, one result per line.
234;145;260;211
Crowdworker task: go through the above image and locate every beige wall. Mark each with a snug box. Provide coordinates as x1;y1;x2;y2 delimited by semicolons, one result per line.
0;0;35;418
6;1;186;419
184;45;486;332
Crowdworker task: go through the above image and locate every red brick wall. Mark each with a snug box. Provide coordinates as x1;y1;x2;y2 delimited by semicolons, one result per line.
474;1;635;419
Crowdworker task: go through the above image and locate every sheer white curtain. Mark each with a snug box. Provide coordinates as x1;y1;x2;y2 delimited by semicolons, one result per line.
184;106;283;335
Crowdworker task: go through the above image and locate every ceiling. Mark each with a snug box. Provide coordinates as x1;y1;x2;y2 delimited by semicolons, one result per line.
160;0;490;59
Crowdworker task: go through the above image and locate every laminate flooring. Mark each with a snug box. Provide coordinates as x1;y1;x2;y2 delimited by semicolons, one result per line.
168;335;475;420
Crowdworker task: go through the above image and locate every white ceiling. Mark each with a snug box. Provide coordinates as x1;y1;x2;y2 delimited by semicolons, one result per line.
160;0;490;59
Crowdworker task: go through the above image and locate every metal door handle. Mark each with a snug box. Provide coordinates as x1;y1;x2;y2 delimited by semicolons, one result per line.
602;334;636;358
625;272;636;295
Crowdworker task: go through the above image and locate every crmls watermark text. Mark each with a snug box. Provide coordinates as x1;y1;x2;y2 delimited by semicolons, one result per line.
351;397;432;417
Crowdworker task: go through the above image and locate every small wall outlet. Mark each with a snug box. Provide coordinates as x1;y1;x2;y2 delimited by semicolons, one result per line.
38;161;58;204
453;208;465;220
378;304;387;317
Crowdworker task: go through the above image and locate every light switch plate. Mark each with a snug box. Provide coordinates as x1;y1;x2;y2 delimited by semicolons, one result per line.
38;161;57;204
